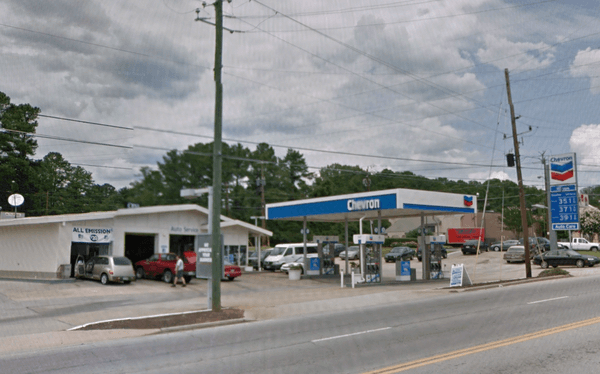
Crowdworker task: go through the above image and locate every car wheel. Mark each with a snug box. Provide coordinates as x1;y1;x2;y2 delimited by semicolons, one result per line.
493;246;499;252
462;251;466;255
227;276;234;281
163;270;173;283
540;261;549;269
443;253;447;259
135;267;145;279
576;259;585;268
184;276;192;283
123;281;131;284
552;265;558;268
592;247;598;252
100;273;109;285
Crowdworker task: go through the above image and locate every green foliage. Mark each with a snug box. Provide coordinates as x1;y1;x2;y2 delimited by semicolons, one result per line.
538;268;570;277
580;210;600;238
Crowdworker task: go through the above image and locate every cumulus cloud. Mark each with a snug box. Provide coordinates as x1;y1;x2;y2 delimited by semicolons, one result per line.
476;34;554;71
570;48;600;95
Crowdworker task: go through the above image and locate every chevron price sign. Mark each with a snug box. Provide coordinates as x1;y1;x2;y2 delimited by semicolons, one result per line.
549;153;579;230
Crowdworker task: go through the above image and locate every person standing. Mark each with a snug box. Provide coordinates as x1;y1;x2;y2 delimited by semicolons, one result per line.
172;255;186;287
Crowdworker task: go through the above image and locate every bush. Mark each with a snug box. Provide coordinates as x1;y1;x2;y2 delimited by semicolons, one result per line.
538;268;570;277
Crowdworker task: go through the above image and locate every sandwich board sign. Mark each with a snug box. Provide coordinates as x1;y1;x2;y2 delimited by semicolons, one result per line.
450;264;472;287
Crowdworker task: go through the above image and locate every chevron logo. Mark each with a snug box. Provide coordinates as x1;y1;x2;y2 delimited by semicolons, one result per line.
464;196;473;207
551;160;574;182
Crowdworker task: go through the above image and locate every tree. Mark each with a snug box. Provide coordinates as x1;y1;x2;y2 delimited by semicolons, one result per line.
580;209;600;239
0;92;40;213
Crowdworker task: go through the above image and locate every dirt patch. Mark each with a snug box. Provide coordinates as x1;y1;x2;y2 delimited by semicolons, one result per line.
77;308;244;330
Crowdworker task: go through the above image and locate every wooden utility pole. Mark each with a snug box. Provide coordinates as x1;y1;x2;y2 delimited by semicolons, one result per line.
210;0;224;311
505;68;532;278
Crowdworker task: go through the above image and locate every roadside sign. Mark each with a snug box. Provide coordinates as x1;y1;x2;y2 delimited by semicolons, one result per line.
450;264;472;287
550;184;579;231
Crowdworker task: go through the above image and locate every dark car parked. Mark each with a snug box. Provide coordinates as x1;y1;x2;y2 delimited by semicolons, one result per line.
417;247;447;261
490;239;520;252
385;247;415;262
461;240;488;255
519;237;550;253
323;243;346;257
533;249;600;269
248;248;273;270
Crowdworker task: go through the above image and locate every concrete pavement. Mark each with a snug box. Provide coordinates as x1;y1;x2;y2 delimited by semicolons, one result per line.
0;249;595;356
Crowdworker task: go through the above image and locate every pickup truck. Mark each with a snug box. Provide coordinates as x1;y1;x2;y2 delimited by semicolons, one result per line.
134;251;196;283
557;238;600;252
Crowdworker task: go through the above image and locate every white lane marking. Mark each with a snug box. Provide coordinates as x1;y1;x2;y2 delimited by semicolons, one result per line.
311;327;391;343
528;296;569;305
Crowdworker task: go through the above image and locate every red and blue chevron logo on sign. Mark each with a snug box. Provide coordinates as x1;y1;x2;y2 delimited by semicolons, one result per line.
464;196;473;207
551;160;574;182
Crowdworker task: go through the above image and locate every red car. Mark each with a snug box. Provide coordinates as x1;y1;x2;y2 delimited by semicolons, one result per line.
223;259;242;281
134;252;196;283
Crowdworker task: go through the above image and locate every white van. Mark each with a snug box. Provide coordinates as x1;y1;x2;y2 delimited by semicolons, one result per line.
263;243;318;271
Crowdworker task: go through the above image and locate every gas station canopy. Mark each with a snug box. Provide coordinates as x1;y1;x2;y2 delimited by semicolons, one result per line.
266;188;477;222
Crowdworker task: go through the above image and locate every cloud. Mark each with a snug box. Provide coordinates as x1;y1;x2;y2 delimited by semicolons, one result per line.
570;48;600;95
476;34;554;71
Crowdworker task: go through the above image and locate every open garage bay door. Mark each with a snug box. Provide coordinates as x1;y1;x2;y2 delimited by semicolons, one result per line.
125;234;156;264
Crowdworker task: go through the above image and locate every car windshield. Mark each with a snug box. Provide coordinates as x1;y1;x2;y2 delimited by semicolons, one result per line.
270;247;287;256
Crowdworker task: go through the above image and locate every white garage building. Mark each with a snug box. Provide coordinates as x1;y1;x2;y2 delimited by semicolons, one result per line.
0;204;271;280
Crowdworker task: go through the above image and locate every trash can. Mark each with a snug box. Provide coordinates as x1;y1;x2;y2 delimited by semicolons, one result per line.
410;268;416;281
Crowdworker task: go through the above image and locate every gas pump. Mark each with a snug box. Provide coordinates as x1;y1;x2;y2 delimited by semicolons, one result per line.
352;234;385;284
314;236;339;275
426;235;447;279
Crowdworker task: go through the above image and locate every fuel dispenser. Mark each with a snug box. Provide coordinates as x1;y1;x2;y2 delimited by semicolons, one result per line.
426;235;446;279
352;234;385;284
314;235;339;275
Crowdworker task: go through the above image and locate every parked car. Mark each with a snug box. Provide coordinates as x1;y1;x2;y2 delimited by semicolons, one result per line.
385;247;415;262
134;251;196;283
281;256;305;274
323;243;346;257
223;259;242;280
503;246;527;263
248;248;273;270
461;240;488;255
533;249;600;268
76;255;135;285
519;237;549;253
417;247;447;261
264;243;318;270
339;246;361;260
490;239;520;252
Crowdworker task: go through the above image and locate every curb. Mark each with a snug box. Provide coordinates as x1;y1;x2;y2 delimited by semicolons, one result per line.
446;274;572;292
158;318;248;333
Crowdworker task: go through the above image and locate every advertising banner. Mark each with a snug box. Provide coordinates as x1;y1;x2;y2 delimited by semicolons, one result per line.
72;227;113;243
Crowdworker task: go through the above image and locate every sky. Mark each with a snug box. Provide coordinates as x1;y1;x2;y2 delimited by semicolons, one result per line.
1;0;600;195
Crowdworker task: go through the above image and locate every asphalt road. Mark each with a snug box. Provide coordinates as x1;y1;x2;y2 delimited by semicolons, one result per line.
3;274;600;373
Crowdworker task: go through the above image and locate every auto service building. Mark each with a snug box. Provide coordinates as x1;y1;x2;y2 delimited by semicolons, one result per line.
0;204;271;280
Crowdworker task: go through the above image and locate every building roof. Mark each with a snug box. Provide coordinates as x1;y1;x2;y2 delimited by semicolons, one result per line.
0;204;270;236
266;188;477;223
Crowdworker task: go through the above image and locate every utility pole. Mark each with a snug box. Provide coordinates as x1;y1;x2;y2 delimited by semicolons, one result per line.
195;0;226;311
505;68;531;278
